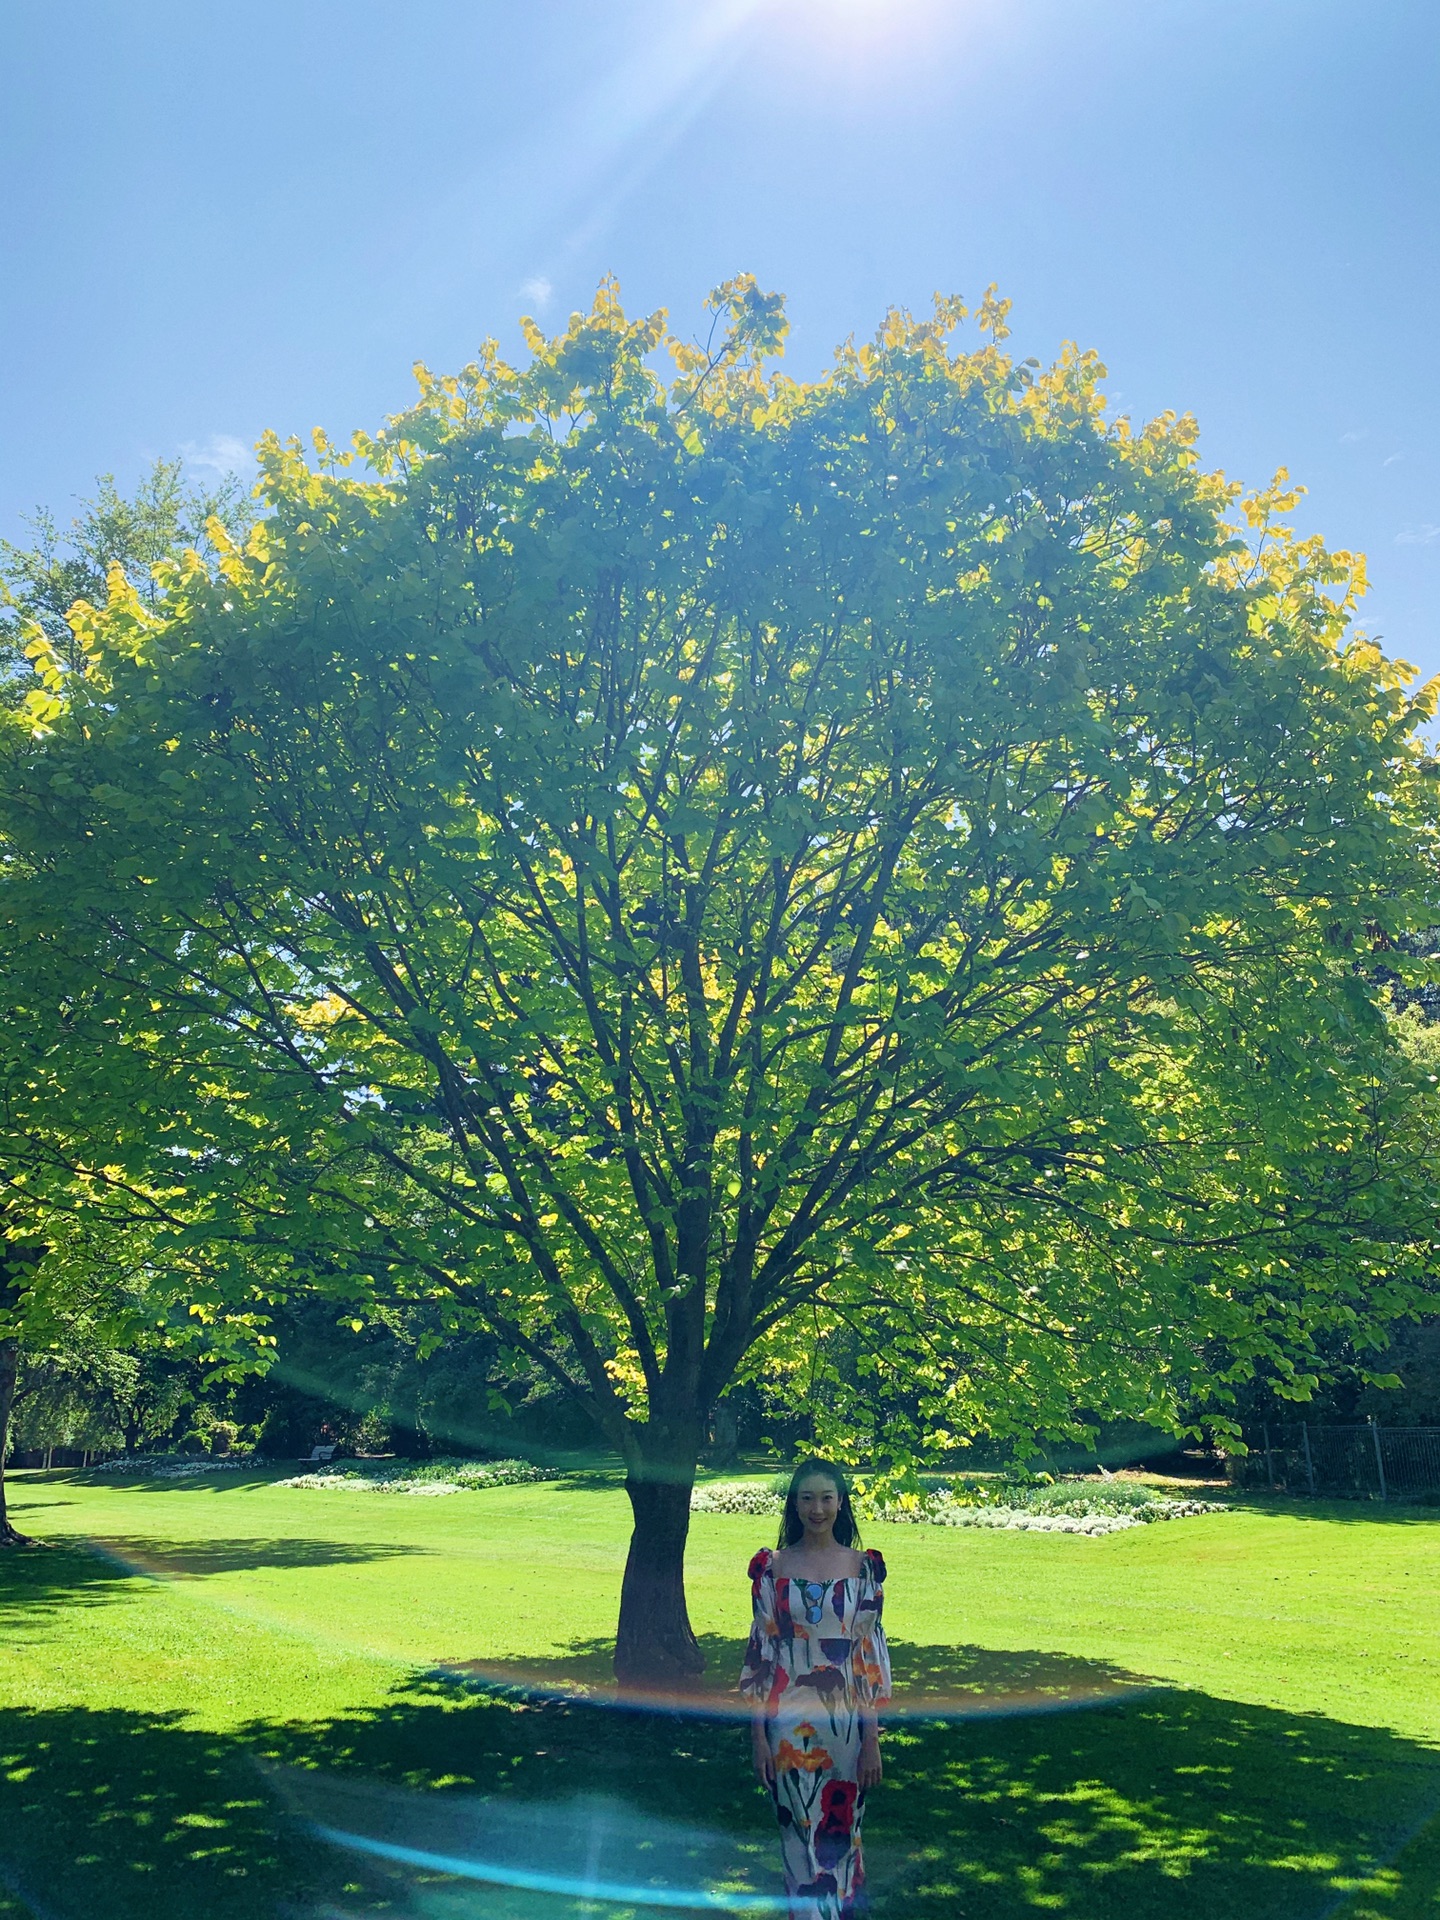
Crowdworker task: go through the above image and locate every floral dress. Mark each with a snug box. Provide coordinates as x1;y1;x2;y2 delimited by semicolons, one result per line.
740;1547;891;1920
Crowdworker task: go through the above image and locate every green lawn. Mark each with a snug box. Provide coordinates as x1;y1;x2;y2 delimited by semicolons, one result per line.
2;1468;1438;1920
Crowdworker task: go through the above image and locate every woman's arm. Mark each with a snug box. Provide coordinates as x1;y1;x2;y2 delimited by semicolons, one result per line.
858;1713;883;1789
751;1712;775;1786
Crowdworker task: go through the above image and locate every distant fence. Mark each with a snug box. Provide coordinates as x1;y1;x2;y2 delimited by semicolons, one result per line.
1231;1422;1440;1500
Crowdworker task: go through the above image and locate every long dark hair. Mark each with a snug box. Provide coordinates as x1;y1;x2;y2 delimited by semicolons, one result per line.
777;1457;862;1550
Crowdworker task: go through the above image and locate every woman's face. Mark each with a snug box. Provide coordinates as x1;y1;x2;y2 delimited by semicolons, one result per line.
795;1474;841;1533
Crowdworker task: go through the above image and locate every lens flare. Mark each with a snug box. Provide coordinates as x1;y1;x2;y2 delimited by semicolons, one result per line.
314;1823;786;1913
430;1656;1152;1724
273;1773;787;1917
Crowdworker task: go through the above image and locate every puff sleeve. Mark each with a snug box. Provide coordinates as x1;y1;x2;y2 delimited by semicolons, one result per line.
851;1548;892;1707
739;1547;783;1705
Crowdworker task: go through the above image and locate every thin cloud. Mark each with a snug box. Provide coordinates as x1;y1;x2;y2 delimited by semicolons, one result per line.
1395;524;1440;547
181;433;254;477
520;276;554;310
1340;430;1367;444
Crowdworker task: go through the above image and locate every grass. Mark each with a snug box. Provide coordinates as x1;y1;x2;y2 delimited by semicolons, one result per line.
1;1467;1438;1920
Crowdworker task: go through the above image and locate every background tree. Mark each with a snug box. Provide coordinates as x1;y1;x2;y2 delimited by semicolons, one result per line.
10;1332;197;1460
2;281;1438;1674
0;1215;47;1543
0;458;252;693
0;456;257;1538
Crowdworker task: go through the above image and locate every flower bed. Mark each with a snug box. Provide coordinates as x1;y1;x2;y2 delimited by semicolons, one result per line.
689;1475;1224;1534
689;1480;784;1516
275;1457;559;1494
90;1455;256;1477
883;1494;1222;1536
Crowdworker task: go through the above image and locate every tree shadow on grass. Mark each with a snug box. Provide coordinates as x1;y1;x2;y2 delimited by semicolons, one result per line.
4;1642;1438;1920
0;1704;399;1920
430;1634;1158;1723
0;1535;431;1631
0;1538;145;1626
259;1655;1440;1920
872;1674;1440;1920
21;1468;284;1496
89;1536;436;1580
1217;1493;1440;1526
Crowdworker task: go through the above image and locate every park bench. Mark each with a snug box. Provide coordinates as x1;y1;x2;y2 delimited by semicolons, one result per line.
302;1444;338;1463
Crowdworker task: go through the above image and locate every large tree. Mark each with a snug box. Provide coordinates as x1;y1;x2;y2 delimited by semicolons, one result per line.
2;281;1437;1674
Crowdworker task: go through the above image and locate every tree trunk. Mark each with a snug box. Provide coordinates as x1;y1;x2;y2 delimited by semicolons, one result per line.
0;1337;30;1547
707;1399;740;1468
613;1463;704;1689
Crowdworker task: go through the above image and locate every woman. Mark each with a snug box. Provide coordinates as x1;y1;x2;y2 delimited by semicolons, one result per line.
740;1458;891;1920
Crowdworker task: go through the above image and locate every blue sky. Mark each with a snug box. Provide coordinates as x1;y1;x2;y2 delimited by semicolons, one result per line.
2;0;1437;679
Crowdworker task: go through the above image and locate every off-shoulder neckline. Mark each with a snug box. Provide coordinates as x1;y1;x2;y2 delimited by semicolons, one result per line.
766;1547;871;1580
749;1545;886;1578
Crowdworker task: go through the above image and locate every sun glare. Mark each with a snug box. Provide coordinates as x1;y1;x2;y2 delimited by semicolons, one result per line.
778;0;945;32
765;0;956;73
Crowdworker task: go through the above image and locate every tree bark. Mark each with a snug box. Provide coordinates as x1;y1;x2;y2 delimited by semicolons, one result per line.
0;1337;31;1547
613;1461;704;1688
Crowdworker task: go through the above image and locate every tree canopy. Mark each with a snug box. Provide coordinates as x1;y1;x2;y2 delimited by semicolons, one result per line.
2;279;1438;1674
